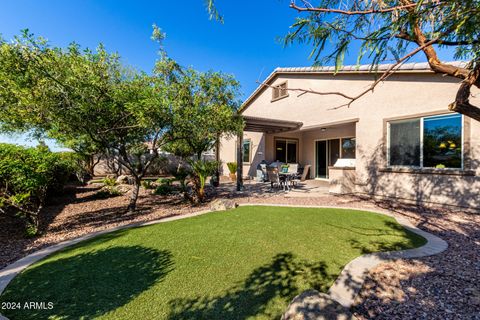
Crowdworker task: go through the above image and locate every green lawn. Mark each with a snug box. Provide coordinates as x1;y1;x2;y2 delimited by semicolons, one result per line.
0;206;426;320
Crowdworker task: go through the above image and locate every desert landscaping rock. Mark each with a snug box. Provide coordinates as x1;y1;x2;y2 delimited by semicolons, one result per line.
282;290;355;320
209;198;237;211
116;175;133;185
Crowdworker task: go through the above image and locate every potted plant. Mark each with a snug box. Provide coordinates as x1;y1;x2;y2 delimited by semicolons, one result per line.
227;162;237;181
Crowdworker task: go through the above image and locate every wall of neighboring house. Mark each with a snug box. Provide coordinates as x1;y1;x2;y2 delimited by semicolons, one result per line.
220;69;480;209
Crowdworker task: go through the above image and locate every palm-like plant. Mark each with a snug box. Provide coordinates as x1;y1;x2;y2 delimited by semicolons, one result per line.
189;160;219;203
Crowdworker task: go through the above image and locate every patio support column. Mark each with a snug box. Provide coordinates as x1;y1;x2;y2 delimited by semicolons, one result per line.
236;130;244;191
214;133;220;187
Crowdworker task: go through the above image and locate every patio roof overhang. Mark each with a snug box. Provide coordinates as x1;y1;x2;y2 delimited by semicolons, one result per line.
243;115;303;134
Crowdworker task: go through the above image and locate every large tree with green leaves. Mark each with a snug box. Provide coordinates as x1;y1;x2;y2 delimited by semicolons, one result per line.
161;61;243;202
206;0;480;121
0;31;175;212
165;69;243;159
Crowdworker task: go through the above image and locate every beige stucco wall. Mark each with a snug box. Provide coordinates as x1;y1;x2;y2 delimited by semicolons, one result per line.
220;131;265;178
301;124;356;178
220;71;480;209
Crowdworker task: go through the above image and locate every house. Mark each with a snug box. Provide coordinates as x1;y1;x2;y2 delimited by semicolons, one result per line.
219;62;480;209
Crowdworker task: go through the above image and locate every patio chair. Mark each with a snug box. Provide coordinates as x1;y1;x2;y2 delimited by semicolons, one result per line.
300;164;311;181
287;163;300;187
267;167;285;190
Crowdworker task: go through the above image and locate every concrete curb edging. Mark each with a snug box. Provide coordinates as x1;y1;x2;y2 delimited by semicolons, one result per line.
239;204;448;319
0;204;448;320
0;209;212;296
239;204;448;311
327;216;448;309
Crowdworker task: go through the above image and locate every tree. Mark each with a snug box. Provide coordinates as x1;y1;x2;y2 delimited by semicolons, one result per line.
0;31;175;212
206;1;480;121
163;67;243;202
165;69;243;159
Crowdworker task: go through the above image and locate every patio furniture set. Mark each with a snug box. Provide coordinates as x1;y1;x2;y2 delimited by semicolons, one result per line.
260;163;311;191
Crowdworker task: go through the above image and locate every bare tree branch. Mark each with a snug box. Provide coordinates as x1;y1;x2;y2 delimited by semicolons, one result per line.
257;37;441;110
290;0;443;15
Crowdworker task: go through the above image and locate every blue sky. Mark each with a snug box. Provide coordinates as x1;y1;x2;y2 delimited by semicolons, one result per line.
0;0;456;149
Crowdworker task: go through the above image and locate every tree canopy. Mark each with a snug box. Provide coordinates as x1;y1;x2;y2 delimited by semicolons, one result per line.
0;29;242;210
284;0;480;121
164;68;243;159
0;30;174;211
206;1;480;121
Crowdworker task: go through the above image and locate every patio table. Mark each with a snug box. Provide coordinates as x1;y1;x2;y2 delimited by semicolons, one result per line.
278;172;297;191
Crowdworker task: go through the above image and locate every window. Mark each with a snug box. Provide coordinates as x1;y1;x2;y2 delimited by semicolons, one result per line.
423;114;462;168
272;82;288;101
389;119;421;166
275;139;297;163
242;140;251;163
341;138;356;158
388;114;462;169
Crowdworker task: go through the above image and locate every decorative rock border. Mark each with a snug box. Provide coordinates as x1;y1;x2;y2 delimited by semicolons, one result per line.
0;204;447;320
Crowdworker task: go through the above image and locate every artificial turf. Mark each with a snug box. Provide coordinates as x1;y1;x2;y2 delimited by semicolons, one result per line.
0;206;426;319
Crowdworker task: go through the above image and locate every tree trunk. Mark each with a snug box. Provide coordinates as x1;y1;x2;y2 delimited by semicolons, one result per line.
214;135;220;187
449;73;480;122
236;132;244;191
127;177;141;212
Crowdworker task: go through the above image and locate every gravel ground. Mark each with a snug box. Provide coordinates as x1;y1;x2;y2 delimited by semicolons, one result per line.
1;183;479;319
227;190;480;320
0;183;210;269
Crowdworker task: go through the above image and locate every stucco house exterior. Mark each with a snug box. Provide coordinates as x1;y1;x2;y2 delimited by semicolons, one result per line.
219;62;480;209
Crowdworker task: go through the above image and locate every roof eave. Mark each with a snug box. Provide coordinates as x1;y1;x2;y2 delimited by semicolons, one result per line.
239;61;466;113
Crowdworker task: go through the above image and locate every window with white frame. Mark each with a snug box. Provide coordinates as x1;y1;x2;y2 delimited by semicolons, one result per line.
388;114;463;169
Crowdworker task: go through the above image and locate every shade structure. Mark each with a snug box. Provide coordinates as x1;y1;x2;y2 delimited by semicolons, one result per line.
243;116;303;134
235;116;303;191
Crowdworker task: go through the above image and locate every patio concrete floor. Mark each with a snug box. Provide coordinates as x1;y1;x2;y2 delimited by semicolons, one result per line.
218;179;330;198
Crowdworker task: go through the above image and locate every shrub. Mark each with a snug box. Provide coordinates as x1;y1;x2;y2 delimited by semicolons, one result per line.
0;143;75;236
154;184;174;196
156;177;175;186
141;180;155;190
227;162;237;174
102;176;117;187
94;186;122;199
188;160;219;203
173;167;190;191
58;152;90;183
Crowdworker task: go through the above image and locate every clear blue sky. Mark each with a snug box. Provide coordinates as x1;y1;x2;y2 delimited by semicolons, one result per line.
0;0;455;149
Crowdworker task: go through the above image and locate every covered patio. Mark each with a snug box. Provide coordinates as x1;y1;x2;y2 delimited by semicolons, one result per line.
225;116;358;196
235;116;303;191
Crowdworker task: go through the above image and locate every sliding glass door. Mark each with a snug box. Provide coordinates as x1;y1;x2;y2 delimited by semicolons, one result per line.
315;139;340;179
315;140;328;179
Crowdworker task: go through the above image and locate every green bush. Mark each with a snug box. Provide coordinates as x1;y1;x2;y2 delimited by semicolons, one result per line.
156;177;175;186
0;143;75;236
102;176;117;187
172;167;190;191
94;186;122;199
154;184;174;196
58;152;90;183
141;180;155;190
